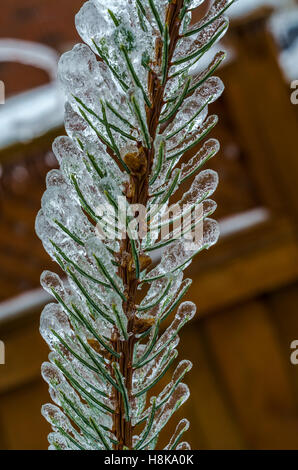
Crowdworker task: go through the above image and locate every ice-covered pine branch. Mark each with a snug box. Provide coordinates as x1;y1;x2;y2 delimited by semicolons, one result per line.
36;0;233;450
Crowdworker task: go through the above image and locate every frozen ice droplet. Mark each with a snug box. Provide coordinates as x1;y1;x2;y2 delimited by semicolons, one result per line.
75;1;109;47
187;0;206;9
40;302;72;349
58;43;99;91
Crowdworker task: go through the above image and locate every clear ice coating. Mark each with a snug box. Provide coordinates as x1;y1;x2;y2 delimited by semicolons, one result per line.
36;0;231;450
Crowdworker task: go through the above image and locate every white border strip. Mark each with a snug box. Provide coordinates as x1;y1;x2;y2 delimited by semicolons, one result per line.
0;289;51;325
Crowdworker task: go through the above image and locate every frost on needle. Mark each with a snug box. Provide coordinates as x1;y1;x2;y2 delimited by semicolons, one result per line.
36;0;234;450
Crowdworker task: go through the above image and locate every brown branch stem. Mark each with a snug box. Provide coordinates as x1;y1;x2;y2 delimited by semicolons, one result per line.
111;0;184;450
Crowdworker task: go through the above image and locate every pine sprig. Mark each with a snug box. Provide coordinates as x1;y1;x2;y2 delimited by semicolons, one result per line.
37;0;233;451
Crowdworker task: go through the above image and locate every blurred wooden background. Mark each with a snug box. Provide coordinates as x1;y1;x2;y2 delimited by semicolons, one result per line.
1;1;298;450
